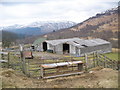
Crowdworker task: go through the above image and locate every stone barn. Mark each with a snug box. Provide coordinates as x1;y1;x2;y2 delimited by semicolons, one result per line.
36;38;112;56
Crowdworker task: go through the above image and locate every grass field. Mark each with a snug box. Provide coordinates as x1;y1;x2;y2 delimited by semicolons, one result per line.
65;52;119;61
104;52;119;61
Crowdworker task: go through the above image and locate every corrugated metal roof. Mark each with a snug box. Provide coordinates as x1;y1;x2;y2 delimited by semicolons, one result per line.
45;38;82;46
45;38;110;48
75;38;110;48
91;38;110;45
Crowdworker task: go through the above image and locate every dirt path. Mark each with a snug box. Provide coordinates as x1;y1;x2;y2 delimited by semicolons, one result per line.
1;67;118;88
33;52;69;59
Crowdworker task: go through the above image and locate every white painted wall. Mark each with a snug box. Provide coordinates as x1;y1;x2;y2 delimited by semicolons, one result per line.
78;48;81;56
36;43;43;51
47;44;55;52
55;44;63;54
70;45;76;55
47;43;50;49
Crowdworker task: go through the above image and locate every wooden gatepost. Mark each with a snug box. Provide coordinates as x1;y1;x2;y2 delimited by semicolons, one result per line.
19;44;27;75
19;44;34;76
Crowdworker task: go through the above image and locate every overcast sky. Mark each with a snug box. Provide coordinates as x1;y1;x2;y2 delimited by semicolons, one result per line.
0;0;119;27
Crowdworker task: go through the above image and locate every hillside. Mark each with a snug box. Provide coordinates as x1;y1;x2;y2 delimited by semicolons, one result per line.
1;31;20;48
42;7;118;48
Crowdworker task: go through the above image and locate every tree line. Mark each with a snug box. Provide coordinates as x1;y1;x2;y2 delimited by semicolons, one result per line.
1;30;19;48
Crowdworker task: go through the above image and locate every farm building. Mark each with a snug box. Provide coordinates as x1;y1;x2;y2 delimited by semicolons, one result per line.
32;37;46;51
35;38;112;56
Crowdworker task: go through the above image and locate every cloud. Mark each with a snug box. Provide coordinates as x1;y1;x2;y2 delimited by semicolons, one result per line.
0;0;119;26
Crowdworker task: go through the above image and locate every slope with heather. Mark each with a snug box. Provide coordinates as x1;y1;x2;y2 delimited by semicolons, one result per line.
43;8;118;48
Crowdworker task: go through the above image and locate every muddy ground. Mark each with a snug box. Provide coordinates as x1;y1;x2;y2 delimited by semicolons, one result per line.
0;66;118;88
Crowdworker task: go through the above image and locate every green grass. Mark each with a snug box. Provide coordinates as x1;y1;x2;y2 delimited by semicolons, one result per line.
104;52;119;61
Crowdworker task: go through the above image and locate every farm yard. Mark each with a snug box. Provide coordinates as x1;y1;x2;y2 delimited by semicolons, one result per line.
0;66;118;88
0;1;119;89
0;50;119;88
2;51;118;77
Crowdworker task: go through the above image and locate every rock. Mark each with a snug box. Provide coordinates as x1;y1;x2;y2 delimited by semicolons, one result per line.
89;71;94;74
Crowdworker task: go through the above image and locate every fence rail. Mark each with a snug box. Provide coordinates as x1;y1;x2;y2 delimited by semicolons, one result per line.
97;53;118;70
1;51;119;78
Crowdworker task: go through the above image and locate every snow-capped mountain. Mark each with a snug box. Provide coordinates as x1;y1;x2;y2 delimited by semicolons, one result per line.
1;21;76;36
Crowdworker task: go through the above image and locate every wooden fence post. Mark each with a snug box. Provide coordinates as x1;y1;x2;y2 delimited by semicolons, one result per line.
117;61;120;71
104;55;106;68
78;63;83;71
23;55;27;75
93;52;96;67
85;53;88;71
20;44;27;75
1;53;4;60
40;67;44;78
27;59;30;77
96;52;99;66
7;52;10;68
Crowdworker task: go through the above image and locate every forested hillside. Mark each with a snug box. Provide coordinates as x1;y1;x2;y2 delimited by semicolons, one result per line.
2;31;19;48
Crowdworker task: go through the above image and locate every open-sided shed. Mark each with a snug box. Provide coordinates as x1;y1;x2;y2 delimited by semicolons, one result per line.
36;38;112;56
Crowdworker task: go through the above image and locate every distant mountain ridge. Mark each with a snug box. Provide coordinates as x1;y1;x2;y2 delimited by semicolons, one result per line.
1;21;76;36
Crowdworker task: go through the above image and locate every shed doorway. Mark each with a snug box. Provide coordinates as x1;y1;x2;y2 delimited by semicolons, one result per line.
63;43;70;54
43;42;47;51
